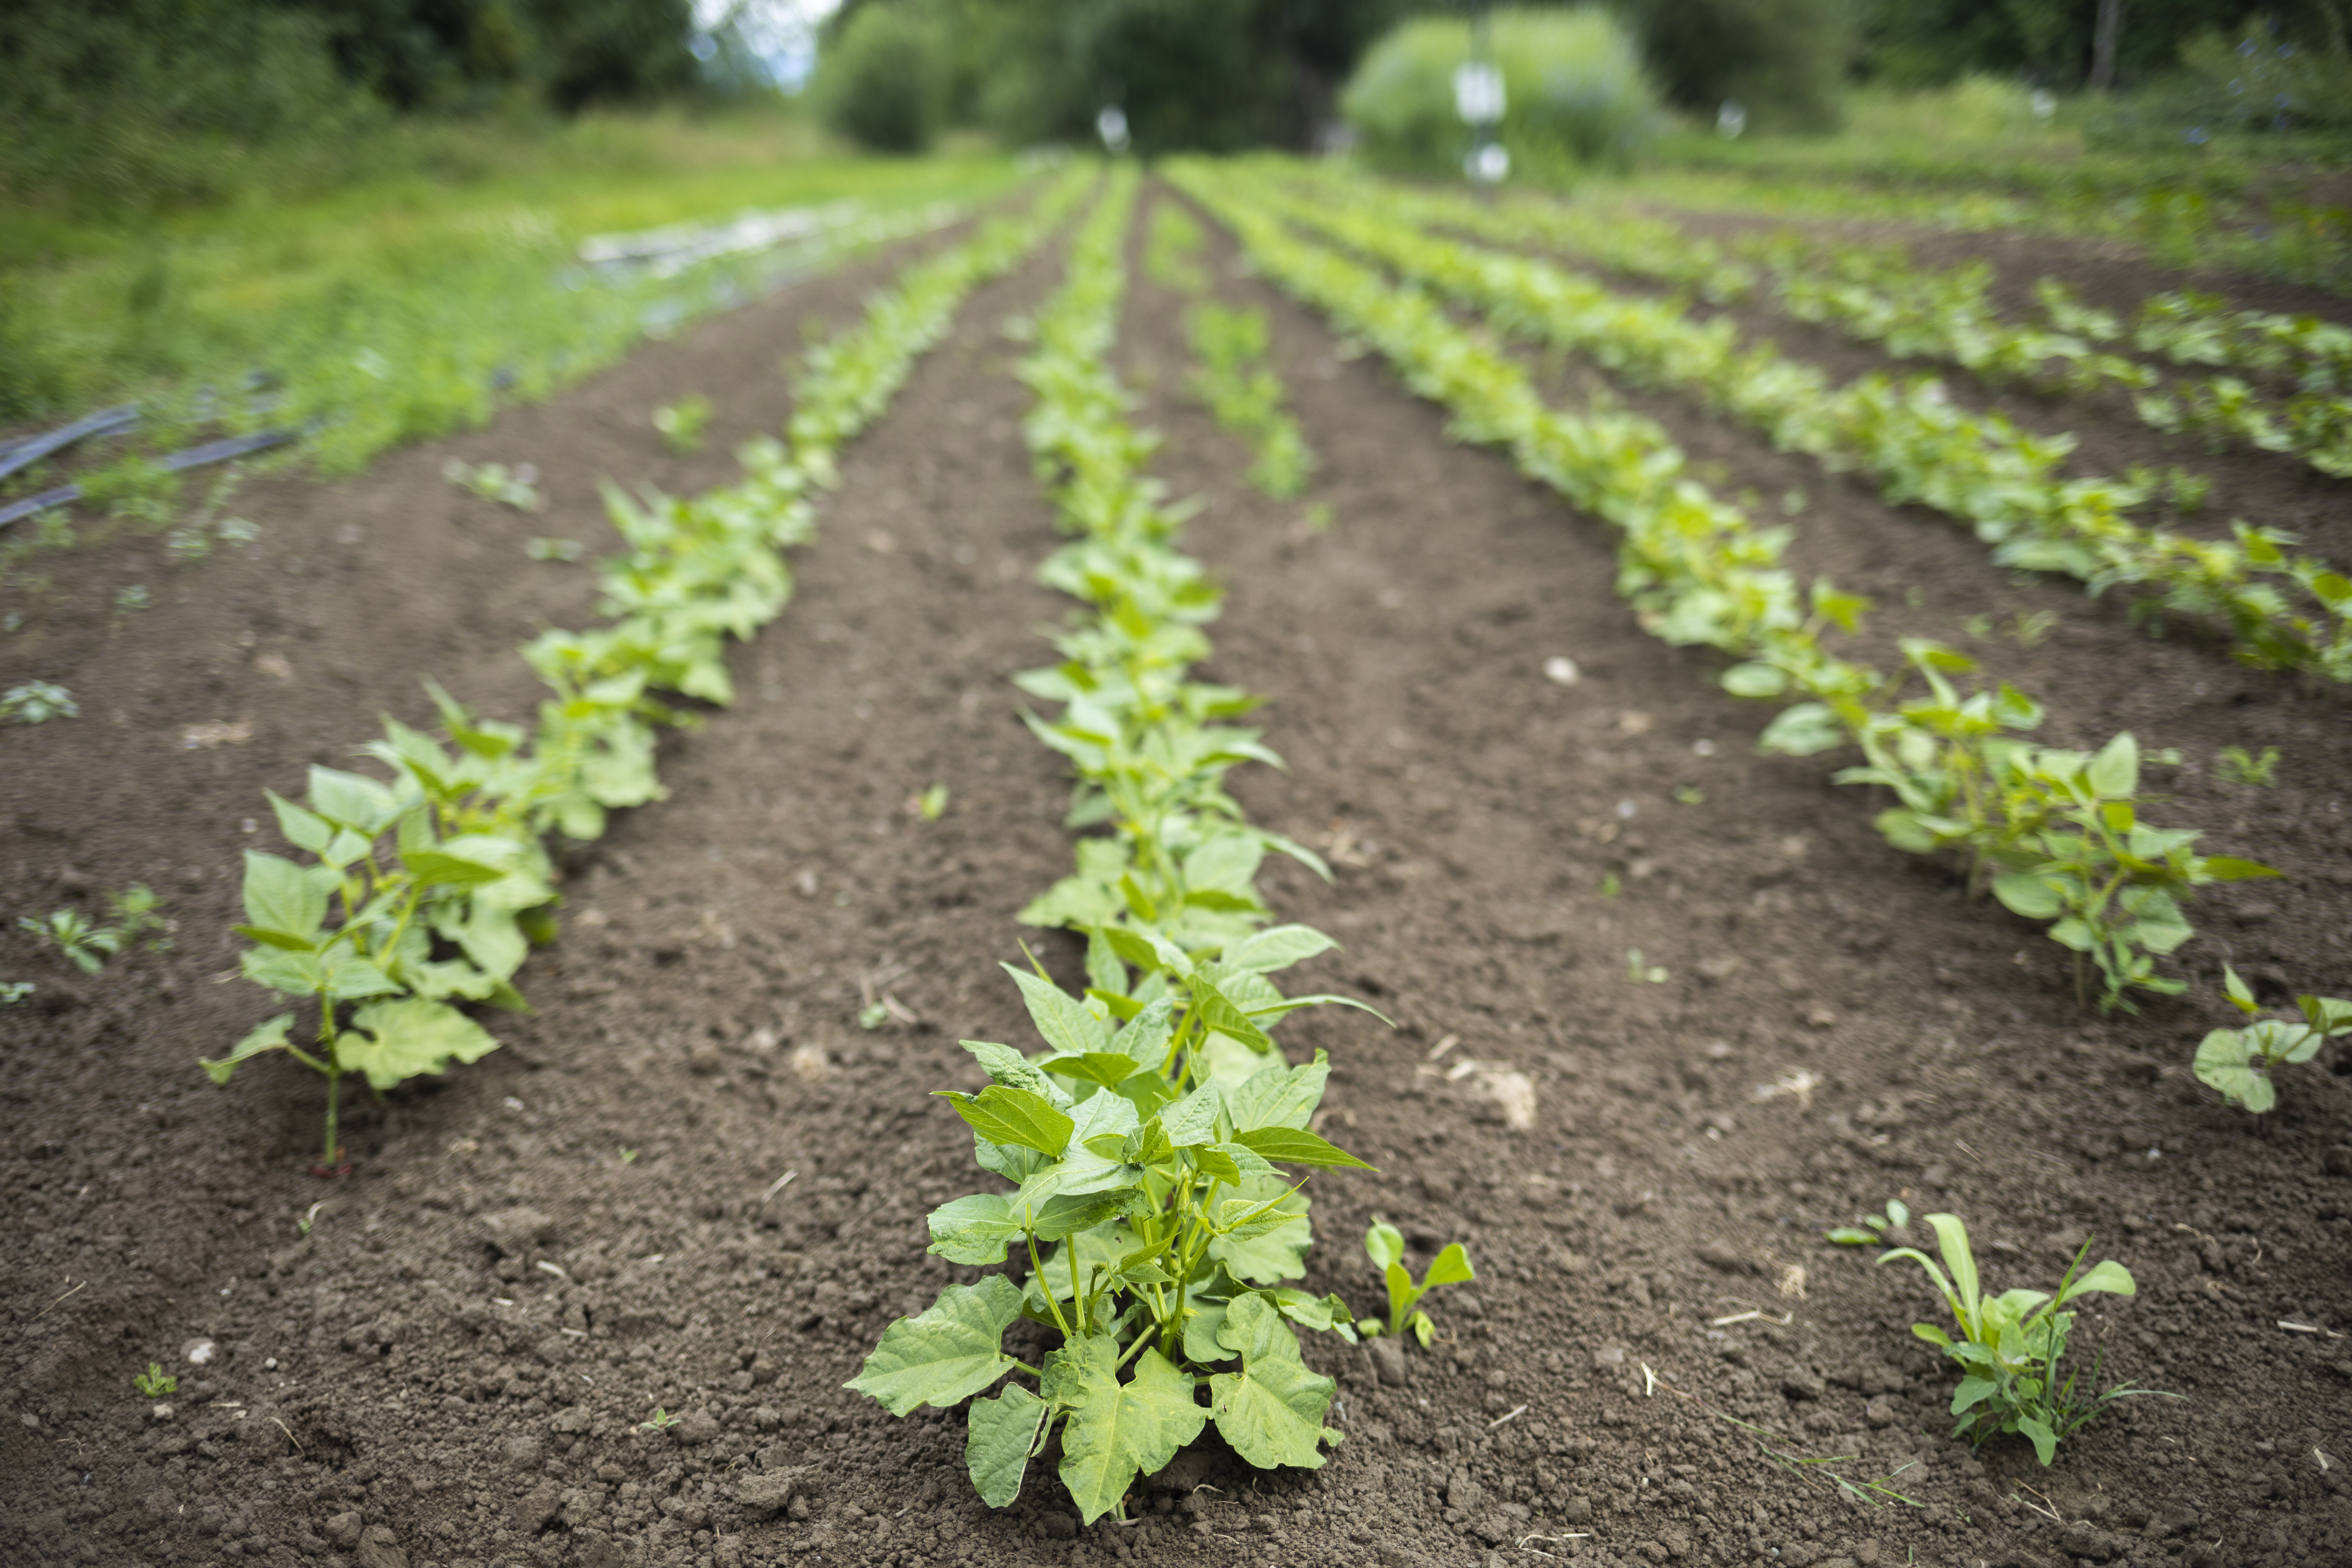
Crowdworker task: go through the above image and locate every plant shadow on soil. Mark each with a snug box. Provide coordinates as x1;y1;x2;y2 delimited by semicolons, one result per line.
0;178;2348;1568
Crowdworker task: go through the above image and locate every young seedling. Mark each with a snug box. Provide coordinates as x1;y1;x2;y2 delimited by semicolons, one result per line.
1826;1197;1909;1247
442;459;543;511
133;1363;177;1399
20;909;123;974
0;982;32;1005
639;1407;681;1433
918;784;948;822
2;681;78;724
1877;1213;2169;1465
653;395;713;454
106;885;169;951
2215;745;2280;786
2195;963;2352;1114
1358;1222;1474;1347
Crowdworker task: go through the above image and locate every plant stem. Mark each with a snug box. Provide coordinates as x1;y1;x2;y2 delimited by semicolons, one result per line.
318;991;341;1168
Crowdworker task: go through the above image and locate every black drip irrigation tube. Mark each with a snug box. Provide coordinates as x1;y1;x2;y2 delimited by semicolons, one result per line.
0;427;302;531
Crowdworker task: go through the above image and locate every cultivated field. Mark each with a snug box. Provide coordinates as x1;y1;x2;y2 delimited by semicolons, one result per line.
3;157;2348;1568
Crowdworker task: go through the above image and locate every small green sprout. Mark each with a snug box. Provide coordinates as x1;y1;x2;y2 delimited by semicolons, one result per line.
2195;963;2352;1114
639;1407;682;1432
653;395;713;454
1599;870;1622;898
0;982;32;1005
1626;948;1668;983
1878;1213;2169;1465
1672;785;1706;805
2;681;78;724
857;1002;889;1030
619;1147;640;1165
1358;1222;1474;1348
116;584;152;612
20;909;123;974
442;458;542;511
133;1363;177;1399
918;783;949;822
526;537;584;562
107;885;169;950
2214;745;2280;786
1827;1197;1909;1247
2009;610;2059;649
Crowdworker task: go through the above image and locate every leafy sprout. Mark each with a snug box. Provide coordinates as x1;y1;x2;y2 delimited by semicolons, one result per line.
2194;962;2352;1113
639;1407;681;1432
1877;1213;2170;1465
653;395;713;454
1827;1197;1910;1247
1358;1223;1475;1346
0;981;32;1005
133;1363;177;1399
20;909;122;974
2215;744;2280;785
2;681;78;724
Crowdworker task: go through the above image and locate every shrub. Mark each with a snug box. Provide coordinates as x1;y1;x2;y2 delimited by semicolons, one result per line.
1624;0;1851;134
811;2;947;154
1340;7;1658;177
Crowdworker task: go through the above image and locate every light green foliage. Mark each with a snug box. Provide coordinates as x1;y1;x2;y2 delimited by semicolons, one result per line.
1341;8;1657;176
1878;1214;2165;1465
5;124;1021;479
1186;303;1314;499
0;982;33;1006
2215;744;2280;786
19;908;122;974
107;884;169;950
2195;964;2352;1114
1174;163;2269;1014
199;170;1099;1166
653;395;713;454
133;1363;177;1399
1357;1223;1474;1347
854;173;1375;1525
919;783;950;821
1267;166;2352;682
639;1407;682;1432
1146;203;1209;294
443;459;542;511
1826;1196;1908;1247
2;681;78;724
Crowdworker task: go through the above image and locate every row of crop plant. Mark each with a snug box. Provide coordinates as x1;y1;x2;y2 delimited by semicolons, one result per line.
1261;163;2352;684
199;169;1095;1170
1178;164;2281;1020
847;167;1469;1525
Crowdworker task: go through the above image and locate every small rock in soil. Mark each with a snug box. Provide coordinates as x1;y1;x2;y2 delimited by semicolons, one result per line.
672;1408;721;1446
353;1524;409;1568
734;1470;799;1517
1041;1512;1078;1539
1780;1371;1826;1401
502;1434;544;1470
1696;1241;1749;1273
479;1207;558;1258
1370;1337;1409;1386
1863;1396;1895;1427
324;1511;363;1549
511;1481;562;1533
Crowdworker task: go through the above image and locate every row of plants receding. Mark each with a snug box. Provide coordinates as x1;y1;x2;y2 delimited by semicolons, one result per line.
848;165;1471;1525
198;168;1096;1171
1144;200;1315;502
1180;163;2281;1022
1407;183;2352;481
1270;163;2352;685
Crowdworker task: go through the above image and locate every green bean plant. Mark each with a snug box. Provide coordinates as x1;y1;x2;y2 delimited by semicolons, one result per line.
200;170;1098;1163
1358;1222;1474;1346
1174;164;2267;1014
2194;964;2352;1114
1186;302;1314;499
1878;1214;2166;1466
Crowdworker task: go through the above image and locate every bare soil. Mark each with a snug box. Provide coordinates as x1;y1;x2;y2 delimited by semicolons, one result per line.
2;177;2348;1568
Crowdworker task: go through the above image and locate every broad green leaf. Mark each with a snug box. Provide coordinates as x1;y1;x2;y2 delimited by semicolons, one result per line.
2194;1027;2273;1111
1826;1227;1883;1245
1047;1339;1206;1525
1422;1242;1475;1288
1364;1222;1404;1270
1220;925;1338;974
1004;964;1112;1057
1217;1195;1306;1243
1991;873;2064;920
846;1276;1026;1416
1757;701;1847;757
1084;926;1126;998
935;1085;1076;1158
2018;1414;2059;1466
337;997;499;1092
2201;855;2282;881
927;1194;1024;1266
307;765;404;836
1720;662;1788;698
1951;1375;1998;1415
1222;1053;1329;1133
960;1039;1075;1108
1269;1288;1356;1335
965;1383;1048;1509
1921;1215;1980;1329
1190;974;1273;1054
199;1013;300;1085
2058;1259;2135;1303
1208;1175;1311;1286
1042;1051;1155;1088
1204;1141;1276;1185
401;847;511;889
266;791;336;856
239;851;332;948
1182;1299;1233;1364
1208;1293;1338;1470
1161;1082;1225;1148
1232;1125;1374;1170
